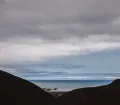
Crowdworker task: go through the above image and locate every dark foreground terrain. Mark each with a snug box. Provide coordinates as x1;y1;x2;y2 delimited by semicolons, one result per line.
0;70;120;105
0;70;56;105
57;79;120;105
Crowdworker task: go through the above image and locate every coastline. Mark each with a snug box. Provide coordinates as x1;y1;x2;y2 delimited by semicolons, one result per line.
32;79;113;92
42;88;69;97
49;91;68;97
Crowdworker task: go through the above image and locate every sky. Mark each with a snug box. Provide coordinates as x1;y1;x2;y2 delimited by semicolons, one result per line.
1;0;120;80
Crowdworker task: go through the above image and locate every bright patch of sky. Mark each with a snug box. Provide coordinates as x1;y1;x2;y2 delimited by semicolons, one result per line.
1;49;120;80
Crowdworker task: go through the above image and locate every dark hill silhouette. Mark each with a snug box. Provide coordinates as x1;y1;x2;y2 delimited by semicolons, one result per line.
0;70;120;105
0;70;56;105
58;79;120;105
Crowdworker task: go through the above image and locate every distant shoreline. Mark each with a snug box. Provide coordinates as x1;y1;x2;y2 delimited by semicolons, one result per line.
49;91;68;97
31;80;112;92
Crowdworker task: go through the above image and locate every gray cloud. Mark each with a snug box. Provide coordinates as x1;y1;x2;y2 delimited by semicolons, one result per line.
1;0;120;65
0;0;4;4
0;0;120;41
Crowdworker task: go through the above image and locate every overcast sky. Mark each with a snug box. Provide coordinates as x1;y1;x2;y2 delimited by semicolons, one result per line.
1;0;120;79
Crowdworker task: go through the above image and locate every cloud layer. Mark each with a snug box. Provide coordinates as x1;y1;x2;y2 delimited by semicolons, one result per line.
1;0;120;64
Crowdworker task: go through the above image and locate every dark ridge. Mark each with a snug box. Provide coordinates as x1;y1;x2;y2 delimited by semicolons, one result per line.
0;70;56;105
57;79;120;105
110;79;120;88
0;70;120;105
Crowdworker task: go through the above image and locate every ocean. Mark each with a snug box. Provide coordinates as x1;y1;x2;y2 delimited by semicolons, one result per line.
1;67;119;91
31;80;112;91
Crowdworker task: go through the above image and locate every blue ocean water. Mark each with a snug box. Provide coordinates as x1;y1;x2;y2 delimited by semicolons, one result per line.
31;80;112;91
1;67;119;91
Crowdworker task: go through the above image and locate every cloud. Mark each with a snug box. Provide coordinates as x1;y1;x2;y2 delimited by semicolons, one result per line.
1;0;120;65
1;0;120;40
0;36;120;65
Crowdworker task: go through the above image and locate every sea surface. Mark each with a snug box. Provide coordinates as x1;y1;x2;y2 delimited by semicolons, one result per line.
1;67;119;91
31;80;112;91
